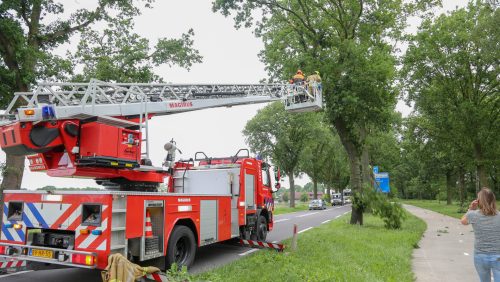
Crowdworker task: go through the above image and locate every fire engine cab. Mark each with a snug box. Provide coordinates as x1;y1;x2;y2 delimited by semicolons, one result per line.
0;79;321;270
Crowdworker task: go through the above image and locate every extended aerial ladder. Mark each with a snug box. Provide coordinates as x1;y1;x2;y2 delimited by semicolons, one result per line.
0;79;322;190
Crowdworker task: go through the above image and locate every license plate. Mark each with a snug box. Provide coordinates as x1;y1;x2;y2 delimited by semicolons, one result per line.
31;249;53;259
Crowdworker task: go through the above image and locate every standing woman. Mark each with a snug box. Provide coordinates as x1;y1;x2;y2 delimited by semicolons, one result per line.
461;188;500;282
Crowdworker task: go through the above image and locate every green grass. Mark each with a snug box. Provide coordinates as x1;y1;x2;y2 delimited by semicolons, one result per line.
402;200;466;219
273;202;310;215
194;213;426;282
402;199;500;219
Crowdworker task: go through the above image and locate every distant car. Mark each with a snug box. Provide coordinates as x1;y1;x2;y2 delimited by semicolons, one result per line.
344;197;352;204
309;199;326;210
331;193;343;206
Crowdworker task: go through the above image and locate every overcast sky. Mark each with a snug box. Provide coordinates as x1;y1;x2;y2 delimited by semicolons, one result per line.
0;0;468;190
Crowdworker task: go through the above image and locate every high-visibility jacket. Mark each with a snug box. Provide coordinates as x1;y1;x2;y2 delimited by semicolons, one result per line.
292;73;305;84
306;73;321;83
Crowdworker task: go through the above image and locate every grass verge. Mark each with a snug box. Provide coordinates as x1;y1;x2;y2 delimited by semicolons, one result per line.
273;202;309;215
194;213;426;282
401;199;500;219
402;200;465;219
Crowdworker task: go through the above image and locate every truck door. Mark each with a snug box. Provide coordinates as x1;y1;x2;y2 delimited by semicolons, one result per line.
244;169;256;210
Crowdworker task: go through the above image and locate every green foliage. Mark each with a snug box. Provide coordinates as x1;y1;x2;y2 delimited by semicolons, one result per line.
195;213;426;281
273;202;309;215
36;186;101;191
165;263;191;282
281;191;289;203
402;199;500;219
243;101;318;207
300;193;308;202
213;0;440;225
369;193;407;229
322;193;331;203
71;18;202;82
0;1;203;189
352;191;369;213
402;2;499;190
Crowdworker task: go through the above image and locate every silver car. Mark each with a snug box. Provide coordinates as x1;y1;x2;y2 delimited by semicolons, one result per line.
309;199;326;210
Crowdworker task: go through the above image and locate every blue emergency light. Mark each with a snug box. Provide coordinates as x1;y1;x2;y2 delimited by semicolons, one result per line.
91;230;102;235
41;105;56;120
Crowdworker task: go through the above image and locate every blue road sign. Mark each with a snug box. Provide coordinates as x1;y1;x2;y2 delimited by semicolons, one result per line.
374;172;390;193
373;166;379;174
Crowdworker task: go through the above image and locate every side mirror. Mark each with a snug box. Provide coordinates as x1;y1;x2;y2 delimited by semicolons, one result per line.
273;167;281;191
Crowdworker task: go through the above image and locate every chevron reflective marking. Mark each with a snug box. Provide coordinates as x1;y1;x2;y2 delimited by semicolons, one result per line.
1;223;14;241
30;203;71;226
22;204;39;229
77;218;108;249
68;205;85;231
21;210;34;228
74;205;108;250
2;204;23;242
25;203;49;228
239;239;285;251
0;259;26;269
50;203;80;229
96;240;107;251
1;204;12;241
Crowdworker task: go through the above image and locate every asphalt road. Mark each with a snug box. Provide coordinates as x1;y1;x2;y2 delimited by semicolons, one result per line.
0;205;351;281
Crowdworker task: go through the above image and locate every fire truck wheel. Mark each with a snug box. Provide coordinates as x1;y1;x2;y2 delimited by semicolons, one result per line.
256;215;268;241
166;225;196;269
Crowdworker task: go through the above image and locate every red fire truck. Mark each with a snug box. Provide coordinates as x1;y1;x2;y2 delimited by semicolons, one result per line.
0;80;322;270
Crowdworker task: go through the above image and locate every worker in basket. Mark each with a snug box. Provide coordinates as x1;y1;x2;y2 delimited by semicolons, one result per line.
306;71;322;98
290;69;306;103
292;69;305;85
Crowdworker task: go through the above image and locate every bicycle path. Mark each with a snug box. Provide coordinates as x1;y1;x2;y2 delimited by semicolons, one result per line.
404;204;479;282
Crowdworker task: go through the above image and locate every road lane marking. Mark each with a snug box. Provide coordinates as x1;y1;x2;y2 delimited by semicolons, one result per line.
464;252;469;256
272;241;278;243
321;220;331;224
343;211;349;215
274;218;290;223
298;227;313;234
0;270;33;277
335;215;341;219
239;249;259;256
297;212;319;218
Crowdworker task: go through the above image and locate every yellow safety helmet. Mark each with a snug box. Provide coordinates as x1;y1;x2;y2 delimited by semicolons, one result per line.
297;69;303;75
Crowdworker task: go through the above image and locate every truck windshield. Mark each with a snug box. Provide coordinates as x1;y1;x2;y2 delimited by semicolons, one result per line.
262;166;270;187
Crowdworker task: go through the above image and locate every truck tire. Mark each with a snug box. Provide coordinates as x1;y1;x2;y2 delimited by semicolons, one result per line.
256;215;268;241
165;225;196;269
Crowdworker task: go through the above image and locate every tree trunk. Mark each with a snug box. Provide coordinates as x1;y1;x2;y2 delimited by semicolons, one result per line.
1;81;28;191
474;142;488;191
348;154;363;225
313;180;318;199
360;128;372;186
288;172;295;208
446;170;453;205
458;166;465;208
334;117;363;225
1;155;25;190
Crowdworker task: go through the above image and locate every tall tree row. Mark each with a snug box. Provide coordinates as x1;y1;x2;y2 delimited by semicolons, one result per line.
402;1;499;198
214;0;437;224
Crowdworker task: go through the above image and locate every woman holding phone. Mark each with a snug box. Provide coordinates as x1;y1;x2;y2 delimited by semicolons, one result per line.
461;188;500;282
